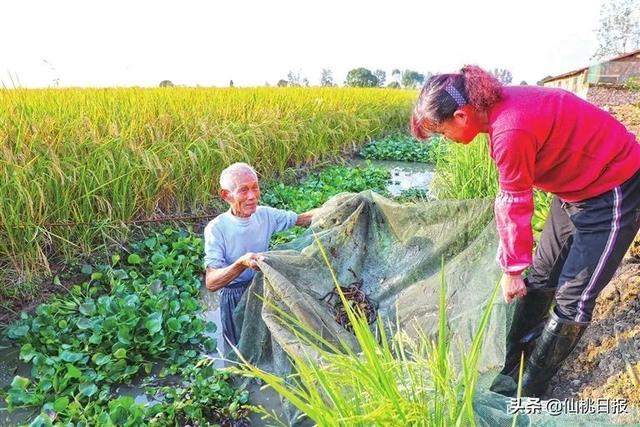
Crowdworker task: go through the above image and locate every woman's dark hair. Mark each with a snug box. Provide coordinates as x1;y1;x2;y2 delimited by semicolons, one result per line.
411;65;503;139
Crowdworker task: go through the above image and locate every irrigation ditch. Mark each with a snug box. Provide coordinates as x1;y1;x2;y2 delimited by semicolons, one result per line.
2;123;640;425
0;133;443;426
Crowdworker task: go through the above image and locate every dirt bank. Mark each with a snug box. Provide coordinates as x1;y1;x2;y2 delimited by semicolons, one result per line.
547;238;640;419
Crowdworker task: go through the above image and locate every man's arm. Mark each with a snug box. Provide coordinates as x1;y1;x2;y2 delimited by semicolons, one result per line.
295;208;320;227
205;253;264;292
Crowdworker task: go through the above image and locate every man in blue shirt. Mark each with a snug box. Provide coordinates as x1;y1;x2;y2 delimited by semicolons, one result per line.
203;162;317;346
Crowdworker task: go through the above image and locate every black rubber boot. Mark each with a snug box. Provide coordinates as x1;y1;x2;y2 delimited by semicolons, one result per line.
519;309;589;397
489;287;555;395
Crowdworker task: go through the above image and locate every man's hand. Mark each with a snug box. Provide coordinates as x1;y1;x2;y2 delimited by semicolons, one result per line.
205;253;265;292
237;252;264;271
295;208;319;227
500;273;527;303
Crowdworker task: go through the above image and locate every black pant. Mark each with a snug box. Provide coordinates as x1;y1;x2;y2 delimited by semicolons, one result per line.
527;169;640;322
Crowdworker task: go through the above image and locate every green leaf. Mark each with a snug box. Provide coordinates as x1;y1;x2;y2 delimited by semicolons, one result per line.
10;376;30;391
117;326;131;344
167;317;180;332
19;343;37;362
27;414;53;427
54;396;70;412
144;312;163;335
127;253;142;265
113;348;127;359
76;318;93;330
92;353;111;366
203;337;216;353
7;324;29;339
79;382;98;397
150;253;165;264
204;321;216;333
111;254;121;265
60;350;83;363
124;365;139;376
66;364;82;379
81;264;93;275
112;269;129;280
79;301;96;316
91;271;103;281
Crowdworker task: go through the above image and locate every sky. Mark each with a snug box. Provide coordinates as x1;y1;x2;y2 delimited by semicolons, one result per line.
1;0;604;88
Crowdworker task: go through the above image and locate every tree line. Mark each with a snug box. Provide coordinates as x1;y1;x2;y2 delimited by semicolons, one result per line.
275;67;515;88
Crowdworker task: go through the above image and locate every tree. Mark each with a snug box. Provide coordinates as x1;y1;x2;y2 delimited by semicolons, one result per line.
345;68;379;87
537;75;553;86
520;80;528;85
401;70;425;88
277;79;288;87
373;69;386;87
159;80;174;87
302;77;310;87
391;69;401;81
592;0;640;61
287;70;301;87
229;80;234;87
387;81;401;89
320;68;334;87
490;68;513;84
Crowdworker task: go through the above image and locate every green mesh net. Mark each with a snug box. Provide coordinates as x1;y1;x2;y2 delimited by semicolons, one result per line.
228;191;638;426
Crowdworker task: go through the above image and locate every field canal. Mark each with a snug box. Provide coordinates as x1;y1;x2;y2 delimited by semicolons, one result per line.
0;133;440;426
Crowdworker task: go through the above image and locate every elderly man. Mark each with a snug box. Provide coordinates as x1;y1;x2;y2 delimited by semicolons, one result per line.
203;162;316;347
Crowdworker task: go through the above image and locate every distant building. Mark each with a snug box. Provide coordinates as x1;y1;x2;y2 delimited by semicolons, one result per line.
540;49;640;107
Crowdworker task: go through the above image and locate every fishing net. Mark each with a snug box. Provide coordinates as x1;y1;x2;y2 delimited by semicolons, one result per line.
227;191;638;426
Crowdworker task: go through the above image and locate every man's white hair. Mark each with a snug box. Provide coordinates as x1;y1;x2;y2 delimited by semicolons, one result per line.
219;162;259;191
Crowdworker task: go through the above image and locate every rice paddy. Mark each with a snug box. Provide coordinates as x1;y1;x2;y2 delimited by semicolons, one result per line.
0;87;416;294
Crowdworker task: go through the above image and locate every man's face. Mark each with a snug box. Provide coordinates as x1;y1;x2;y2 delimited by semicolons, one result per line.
221;173;261;218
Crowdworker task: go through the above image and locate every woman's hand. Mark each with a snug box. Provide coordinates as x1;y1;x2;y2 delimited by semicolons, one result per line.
500;273;527;303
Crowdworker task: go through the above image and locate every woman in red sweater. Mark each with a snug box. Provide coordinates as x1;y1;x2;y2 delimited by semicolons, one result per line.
411;65;640;397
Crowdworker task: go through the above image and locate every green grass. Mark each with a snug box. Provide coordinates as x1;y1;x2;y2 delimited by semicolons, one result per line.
0;87;416;297
234;238;501;426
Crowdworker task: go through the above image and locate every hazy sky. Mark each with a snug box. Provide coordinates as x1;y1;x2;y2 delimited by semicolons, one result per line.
1;0;604;88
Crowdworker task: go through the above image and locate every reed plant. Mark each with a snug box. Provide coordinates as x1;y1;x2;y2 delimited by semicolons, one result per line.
430;135;498;200
431;135;552;238
0;87;415;294
235;238;500;426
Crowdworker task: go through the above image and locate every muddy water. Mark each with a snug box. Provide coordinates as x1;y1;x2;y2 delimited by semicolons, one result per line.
201;289;285;426
352;159;435;196
0;340;34;426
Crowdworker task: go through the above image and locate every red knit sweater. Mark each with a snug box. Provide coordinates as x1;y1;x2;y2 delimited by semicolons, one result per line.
488;86;640;275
